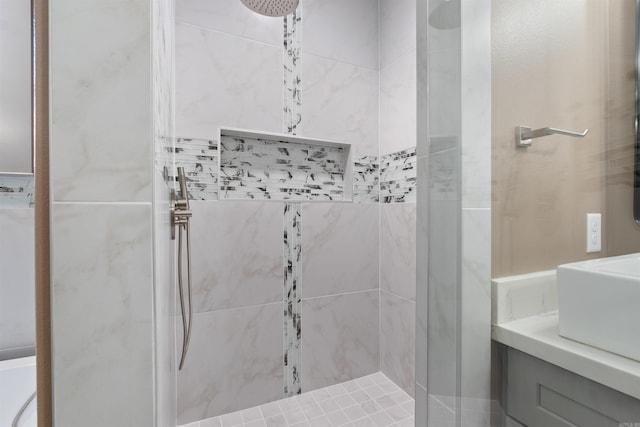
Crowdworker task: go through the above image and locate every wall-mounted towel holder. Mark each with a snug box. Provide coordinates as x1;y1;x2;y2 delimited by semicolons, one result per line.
515;125;589;148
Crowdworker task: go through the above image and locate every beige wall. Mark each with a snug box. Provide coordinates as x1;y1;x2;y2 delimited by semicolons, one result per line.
492;0;640;278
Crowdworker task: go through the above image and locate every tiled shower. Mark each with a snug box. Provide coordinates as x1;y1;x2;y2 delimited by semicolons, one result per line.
36;0;493;425
174;0;417;424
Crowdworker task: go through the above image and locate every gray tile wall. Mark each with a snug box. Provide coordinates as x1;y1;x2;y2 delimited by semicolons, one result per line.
379;0;417;403
301;203;379;299
49;0;175;425
380;204;416;397
301;291;380;391
177;303;284;423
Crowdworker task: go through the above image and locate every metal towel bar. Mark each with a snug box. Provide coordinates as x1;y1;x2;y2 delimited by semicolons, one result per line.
515;125;589;147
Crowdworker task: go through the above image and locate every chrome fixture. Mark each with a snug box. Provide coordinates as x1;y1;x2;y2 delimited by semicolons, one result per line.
172;167;193;370
240;0;299;17
515;125;590;148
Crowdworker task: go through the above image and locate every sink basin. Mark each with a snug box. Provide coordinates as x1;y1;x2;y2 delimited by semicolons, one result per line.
557;253;640;362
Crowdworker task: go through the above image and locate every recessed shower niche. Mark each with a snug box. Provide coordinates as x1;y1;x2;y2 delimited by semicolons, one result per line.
218;128;353;202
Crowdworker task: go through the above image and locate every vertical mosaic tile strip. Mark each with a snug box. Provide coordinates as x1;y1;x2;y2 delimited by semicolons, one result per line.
380;147;417;203
283;202;302;396
171;137;219;200
219;135;345;201
283;5;302;397
353;155;380;203
0;175;34;208
283;7;301;135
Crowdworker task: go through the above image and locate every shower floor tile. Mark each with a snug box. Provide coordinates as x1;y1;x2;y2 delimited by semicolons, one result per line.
180;372;414;427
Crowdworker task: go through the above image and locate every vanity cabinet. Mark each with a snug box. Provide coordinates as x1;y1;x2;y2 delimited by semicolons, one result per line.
506;348;640;427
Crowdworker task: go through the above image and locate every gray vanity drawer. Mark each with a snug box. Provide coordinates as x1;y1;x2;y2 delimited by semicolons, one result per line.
506;348;640;427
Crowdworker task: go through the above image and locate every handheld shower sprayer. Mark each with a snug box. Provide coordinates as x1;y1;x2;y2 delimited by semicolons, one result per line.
172;167;193;370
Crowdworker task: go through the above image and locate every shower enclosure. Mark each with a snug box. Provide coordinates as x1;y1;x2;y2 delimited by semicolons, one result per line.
173;0;418;424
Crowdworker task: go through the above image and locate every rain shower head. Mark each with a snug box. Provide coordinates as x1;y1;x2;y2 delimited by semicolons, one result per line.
240;0;299;17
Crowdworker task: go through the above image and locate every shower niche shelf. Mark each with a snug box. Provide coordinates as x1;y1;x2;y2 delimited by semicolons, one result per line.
218;127;353;202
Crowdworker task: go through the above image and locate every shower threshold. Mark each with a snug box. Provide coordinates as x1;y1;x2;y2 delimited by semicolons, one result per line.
180;372;414;427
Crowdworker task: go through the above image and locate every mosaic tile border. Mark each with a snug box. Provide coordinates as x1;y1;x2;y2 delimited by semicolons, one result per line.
169;137;218;200
283;7;302;135
353;155;380;203
218;134;346;202
283;202;302;396
170;143;417;204
380;147;417;203
0;175;35;208
283;6;303;397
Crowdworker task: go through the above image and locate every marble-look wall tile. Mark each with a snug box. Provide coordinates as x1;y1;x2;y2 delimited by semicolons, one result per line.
188;201;283;313
176;0;282;47
461;0;490;210
380;290;416;397
492;270;557;325
51;203;153;426
153;0;176;422
426;200;459;405
50;0;152;203
301;0;378;70
416;0;428;159
0;208;34;357
460;0;491;422
380;148;417;203
153;0;174;178
415;155;429;389
380;0;416;67
460;208;491;424
380;203;417;301
380;50;417;155
301;203;379;298
175;23;282;139
428;47;461;146
0;175;34;208
154;170;176;427
300;53;379;156
301;291;379;391
177;303;284;424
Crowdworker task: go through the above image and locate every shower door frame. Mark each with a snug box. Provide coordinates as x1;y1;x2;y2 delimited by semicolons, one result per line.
33;0;52;426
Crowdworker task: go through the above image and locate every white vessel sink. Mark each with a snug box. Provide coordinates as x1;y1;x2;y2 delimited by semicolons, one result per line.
557;253;640;362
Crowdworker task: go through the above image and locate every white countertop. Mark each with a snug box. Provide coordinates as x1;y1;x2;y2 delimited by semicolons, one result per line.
492;311;640;401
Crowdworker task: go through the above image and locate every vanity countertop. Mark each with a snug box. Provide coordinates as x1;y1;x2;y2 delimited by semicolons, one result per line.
491;271;640;401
